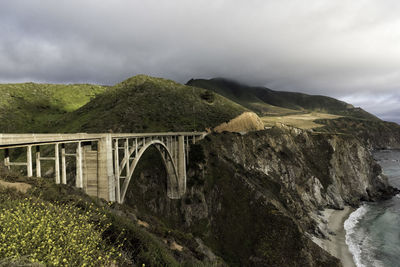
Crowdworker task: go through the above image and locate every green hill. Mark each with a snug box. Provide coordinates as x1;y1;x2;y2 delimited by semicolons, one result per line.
187;78;379;120
0;75;388;136
0;83;107;133
56;75;247;133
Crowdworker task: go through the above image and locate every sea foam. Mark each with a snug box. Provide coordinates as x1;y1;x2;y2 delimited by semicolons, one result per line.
344;205;368;267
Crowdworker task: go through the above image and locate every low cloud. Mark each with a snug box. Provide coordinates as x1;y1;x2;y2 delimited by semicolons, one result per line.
0;0;399;122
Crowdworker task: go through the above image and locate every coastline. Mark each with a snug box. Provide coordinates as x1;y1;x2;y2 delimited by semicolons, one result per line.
313;206;356;267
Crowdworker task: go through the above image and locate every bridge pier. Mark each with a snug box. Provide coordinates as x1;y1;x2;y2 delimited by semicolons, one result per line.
27;145;33;177
97;134;115;202
61;144;67;184
177;135;186;196
35;146;41;177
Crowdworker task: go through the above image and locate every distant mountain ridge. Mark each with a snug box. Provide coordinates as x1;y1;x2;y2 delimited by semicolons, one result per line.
187;78;379;121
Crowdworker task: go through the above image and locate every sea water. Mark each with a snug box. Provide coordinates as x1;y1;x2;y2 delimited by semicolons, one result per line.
344;150;400;267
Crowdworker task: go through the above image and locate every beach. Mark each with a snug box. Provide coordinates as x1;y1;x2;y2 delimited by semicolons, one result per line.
313;206;356;267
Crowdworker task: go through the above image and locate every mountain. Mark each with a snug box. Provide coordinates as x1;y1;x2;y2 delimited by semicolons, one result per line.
187;78;379;120
55;75;246;133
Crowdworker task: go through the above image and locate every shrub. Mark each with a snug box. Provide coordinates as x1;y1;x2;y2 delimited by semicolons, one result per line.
200;90;215;103
0;197;121;266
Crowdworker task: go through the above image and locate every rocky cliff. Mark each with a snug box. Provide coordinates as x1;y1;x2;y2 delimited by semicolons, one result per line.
124;125;398;266
316;117;400;149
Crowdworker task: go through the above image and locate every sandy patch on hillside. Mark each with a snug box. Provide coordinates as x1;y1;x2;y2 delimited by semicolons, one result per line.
214;112;264;133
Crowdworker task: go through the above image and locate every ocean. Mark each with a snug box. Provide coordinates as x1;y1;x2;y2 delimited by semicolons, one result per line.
344;150;400;267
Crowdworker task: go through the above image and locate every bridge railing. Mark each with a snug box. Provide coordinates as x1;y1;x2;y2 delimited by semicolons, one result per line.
0;132;206;148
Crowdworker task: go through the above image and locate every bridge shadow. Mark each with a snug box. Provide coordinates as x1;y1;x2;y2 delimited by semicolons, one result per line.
123;146;182;224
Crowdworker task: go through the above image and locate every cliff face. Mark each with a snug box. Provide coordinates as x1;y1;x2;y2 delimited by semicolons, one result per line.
317;117;400;149
125;126;397;266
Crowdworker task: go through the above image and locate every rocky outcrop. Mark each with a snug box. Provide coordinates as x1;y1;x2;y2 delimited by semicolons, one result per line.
125;125;397;266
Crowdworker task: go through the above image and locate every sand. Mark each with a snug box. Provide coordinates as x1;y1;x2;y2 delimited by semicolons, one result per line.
313;206;356;267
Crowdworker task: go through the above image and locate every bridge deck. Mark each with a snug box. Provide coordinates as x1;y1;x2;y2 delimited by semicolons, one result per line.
0;132;206;148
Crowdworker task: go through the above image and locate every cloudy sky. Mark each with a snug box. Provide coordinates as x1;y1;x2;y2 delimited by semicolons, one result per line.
1;1;399;123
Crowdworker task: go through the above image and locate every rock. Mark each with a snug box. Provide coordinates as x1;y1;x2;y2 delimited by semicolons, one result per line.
0;179;31;193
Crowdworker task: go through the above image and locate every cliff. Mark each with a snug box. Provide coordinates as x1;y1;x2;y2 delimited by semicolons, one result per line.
124;126;398;266
316;117;400;149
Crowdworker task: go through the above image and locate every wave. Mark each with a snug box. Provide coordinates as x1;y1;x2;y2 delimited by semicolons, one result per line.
344;205;368;267
345;205;387;267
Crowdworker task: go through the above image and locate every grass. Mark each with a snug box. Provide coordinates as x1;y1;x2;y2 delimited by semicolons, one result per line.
261;112;342;129
56;75;247;133
0;75;388;136
187;78;303;116
0;83;107;133
188;78;380;121
0;76;248;134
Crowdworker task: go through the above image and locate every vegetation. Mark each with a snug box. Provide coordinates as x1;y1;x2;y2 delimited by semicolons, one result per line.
0;83;107;133
315;117;400;148
0;166;185;266
56;75;246;133
0;196;119;266
0;75;390;135
261;112;341;129
187;78;379;120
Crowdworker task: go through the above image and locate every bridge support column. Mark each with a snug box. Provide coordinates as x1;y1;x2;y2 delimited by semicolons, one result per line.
97;135;115;202
27;145;33;177
55;144;60;184
177;135;186;196
35;146;41;177
82;142;98;197
76;142;83;188
61;144;67;184
114;139;120;203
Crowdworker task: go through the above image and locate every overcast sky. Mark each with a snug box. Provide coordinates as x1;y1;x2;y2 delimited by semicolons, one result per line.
0;0;399;123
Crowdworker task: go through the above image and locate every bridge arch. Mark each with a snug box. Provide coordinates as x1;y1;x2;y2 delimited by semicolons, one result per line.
119;140;182;204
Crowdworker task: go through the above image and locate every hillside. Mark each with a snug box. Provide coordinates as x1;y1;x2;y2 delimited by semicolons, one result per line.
187;78;379;120
0;83;107;133
0;167;219;266
55;75;247;133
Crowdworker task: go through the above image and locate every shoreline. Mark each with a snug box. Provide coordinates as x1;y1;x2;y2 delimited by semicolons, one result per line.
313;206;356;267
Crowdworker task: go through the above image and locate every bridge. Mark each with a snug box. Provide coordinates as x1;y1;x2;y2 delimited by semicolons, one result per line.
0;132;206;203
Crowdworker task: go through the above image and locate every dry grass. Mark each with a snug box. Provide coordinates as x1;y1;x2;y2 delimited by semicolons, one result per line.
261;112;341;129
214;112;264;133
0;179;31;194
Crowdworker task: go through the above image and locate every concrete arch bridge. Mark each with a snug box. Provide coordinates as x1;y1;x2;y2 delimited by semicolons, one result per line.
0;132;206;203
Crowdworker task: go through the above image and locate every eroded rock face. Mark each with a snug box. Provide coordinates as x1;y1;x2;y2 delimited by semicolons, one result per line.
125;126;397;266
